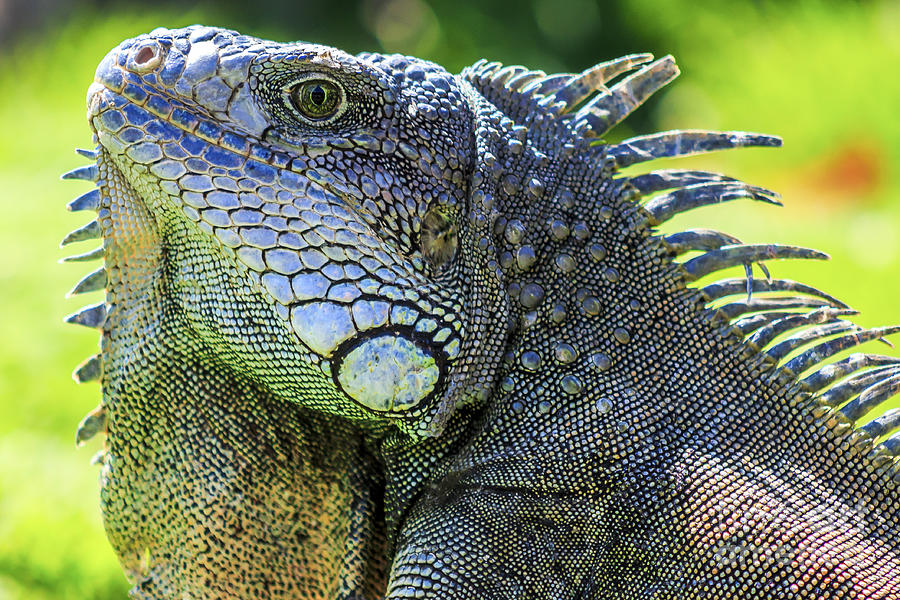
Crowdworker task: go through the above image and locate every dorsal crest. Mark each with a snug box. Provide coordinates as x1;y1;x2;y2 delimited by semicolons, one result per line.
458;52;900;481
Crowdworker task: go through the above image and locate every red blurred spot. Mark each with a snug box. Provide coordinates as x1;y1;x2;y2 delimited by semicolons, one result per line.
808;139;884;199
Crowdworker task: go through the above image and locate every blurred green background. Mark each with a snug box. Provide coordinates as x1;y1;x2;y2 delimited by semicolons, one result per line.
0;0;898;597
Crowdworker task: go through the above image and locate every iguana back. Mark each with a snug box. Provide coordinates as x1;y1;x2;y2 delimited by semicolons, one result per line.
63;25;900;598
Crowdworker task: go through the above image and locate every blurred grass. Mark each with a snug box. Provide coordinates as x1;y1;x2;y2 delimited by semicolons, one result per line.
0;0;897;597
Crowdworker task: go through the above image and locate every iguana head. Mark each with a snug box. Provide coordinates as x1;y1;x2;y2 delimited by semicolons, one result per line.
77;25;509;437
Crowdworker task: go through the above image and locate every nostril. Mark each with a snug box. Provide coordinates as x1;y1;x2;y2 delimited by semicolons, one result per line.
134;46;156;65
129;42;163;73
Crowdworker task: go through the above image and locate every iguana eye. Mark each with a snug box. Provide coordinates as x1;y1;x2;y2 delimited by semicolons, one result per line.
287;78;342;122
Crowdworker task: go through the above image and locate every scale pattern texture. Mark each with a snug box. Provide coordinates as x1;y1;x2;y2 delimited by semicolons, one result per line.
62;25;900;599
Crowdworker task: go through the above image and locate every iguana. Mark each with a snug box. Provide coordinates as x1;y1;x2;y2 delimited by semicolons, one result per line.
61;25;900;598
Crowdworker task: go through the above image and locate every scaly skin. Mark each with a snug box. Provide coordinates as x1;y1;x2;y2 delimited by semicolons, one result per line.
62;25;900;598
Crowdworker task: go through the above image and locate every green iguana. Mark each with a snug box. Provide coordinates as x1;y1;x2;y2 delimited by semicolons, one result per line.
62;25;900;599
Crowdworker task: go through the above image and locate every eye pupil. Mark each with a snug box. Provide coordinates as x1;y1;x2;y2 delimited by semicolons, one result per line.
309;84;326;106
289;78;341;121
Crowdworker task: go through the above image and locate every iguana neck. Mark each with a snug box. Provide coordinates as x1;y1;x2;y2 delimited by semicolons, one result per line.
378;90;620;538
